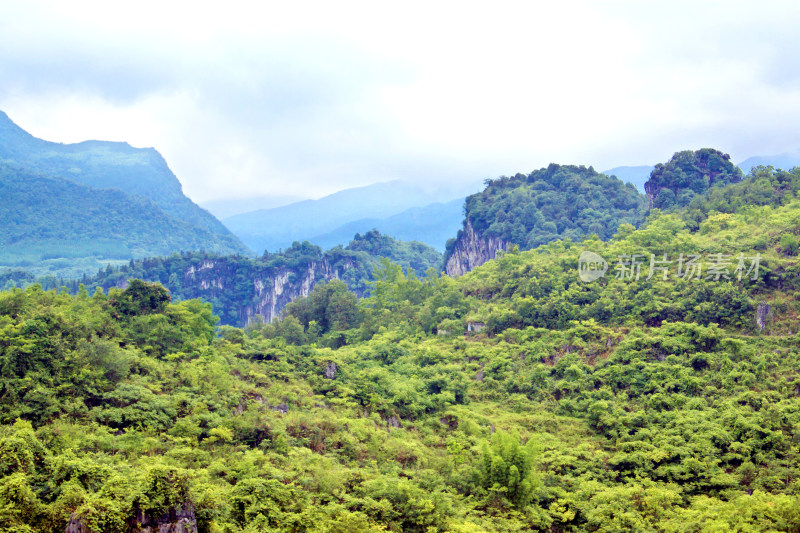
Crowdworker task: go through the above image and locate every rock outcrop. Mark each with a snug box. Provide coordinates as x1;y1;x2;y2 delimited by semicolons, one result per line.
444;220;509;277
183;255;358;325
66;503;198;533
756;302;772;332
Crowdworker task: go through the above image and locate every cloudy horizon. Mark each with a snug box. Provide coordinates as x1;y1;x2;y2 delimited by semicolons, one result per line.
2;0;799;203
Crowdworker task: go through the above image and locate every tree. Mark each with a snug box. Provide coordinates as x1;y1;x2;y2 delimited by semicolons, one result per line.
109;279;171;316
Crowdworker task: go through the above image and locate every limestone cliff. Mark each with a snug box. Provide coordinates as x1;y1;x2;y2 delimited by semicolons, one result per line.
182;255;358;325
444;220;509;277
81;231;443;326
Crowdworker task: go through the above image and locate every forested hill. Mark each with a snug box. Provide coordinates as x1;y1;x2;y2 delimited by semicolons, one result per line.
1;165;799;531
56;230;442;326
0;163;247;277
444;164;647;275
444;149;748;277
645;148;743;210
0;111;249;276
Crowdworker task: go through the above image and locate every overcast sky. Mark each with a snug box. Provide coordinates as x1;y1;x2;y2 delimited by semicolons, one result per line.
2;1;799;202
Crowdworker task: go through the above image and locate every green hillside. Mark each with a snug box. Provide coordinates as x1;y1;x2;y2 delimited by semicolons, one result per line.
453;164;647;252
1;166;799;531
0;112;249;277
53;230;443;326
0;163;247;278
0;111;240;240
645;149;743;210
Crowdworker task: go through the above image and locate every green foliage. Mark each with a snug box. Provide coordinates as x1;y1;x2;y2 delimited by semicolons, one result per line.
646;148;744;210
450;164;647;257
4;230;442;327
0;163;248;279
0;165;799;532
0;112;248;278
283;280;361;334
348;229;443;275
479;431;540;507
108;279;171;316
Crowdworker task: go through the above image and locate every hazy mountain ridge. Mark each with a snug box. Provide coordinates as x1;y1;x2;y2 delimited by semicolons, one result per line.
306;198;464;251
737;150;800;174
222;180;476;254
0;111;246;246
0;111;250;276
200;194;305;219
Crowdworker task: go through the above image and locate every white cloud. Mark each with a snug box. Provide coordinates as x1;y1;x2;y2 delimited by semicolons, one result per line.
2;1;800;202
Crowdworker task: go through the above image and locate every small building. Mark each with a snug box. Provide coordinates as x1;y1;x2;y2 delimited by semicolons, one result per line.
467;321;486;334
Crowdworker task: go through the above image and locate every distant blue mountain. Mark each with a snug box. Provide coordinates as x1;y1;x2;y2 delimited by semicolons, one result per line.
737;150;800;174
307;198;464;252
200;194;305;219
223;181;468;253
602;165;654;193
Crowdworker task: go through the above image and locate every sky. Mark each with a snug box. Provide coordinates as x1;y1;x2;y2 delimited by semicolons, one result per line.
2;0;800;203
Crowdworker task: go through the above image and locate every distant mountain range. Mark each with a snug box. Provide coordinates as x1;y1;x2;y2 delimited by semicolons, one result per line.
0;111;249;277
222;181;475;253
737;150;800;174
307;198;464;252
200;194;305;219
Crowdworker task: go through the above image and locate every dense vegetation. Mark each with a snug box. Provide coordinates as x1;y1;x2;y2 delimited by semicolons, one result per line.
446;164;647;261
645;149;743;210
2;166;799;531
0;163;247;278
19;231;441;327
0;111;249;278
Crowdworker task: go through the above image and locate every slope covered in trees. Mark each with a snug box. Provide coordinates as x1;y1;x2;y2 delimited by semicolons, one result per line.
462;164;647;248
0;163;247;278
443;164;648;275
1;166;799;531
0;111;249;277
52;230;443;326
644;148;743;210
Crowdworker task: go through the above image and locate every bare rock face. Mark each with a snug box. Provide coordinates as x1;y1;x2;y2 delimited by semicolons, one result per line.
385;416;402;428
444;220;509;277
66;503;198;533
65;516;91;533
324;362;337;379
183;255;358;325
756;303;772;332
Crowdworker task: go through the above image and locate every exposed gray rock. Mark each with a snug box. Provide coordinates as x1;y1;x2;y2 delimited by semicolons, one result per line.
385;416;402;428
134;503;198;533
439;415;458;430
65;515;90;533
66;503;198;533
756;303;772;332
324;362;337;379
467;321;486;334
444;219;509;276
183;255;359;325
269;403;289;414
